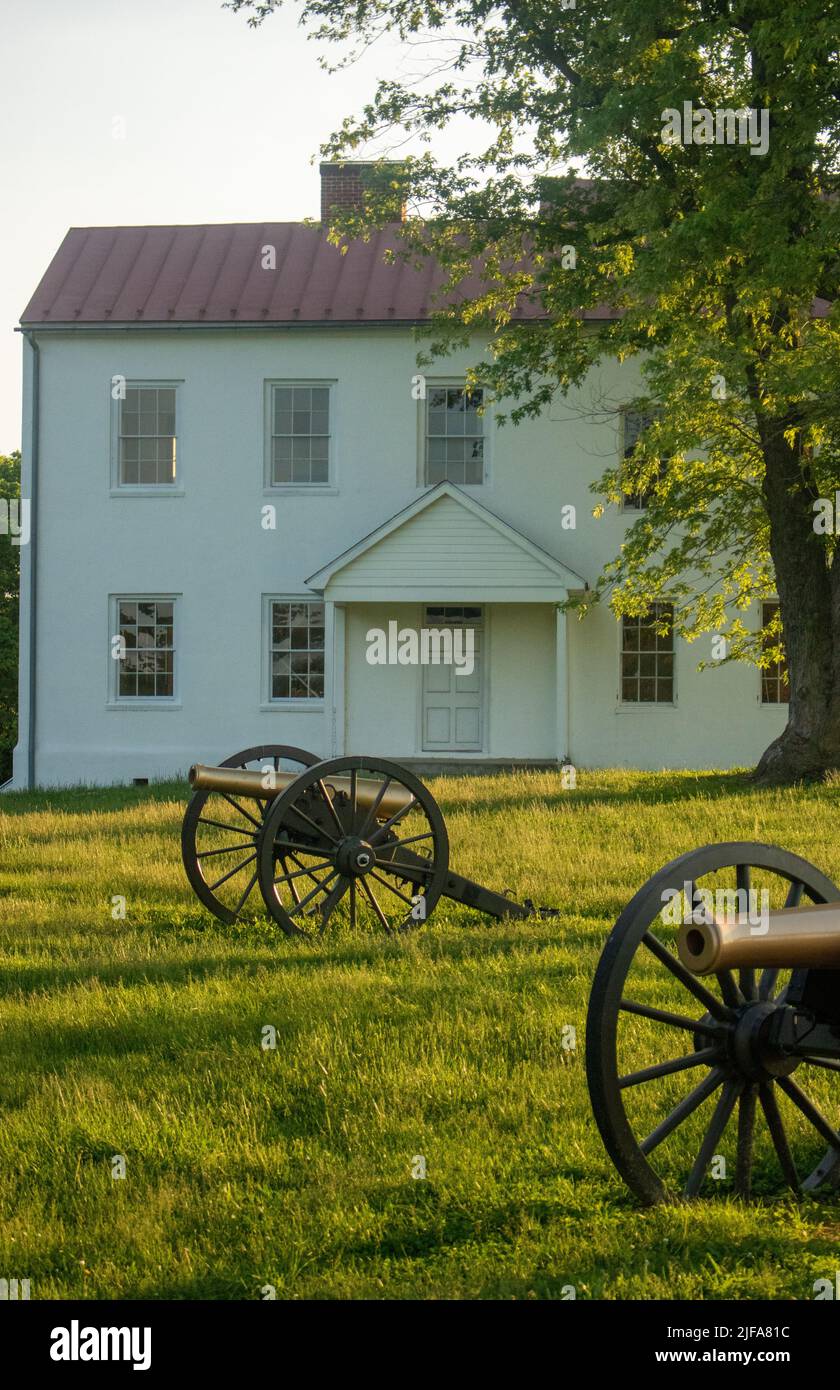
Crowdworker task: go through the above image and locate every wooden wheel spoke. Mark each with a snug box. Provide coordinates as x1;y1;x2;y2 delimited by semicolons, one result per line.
359;878;393;933
289;804;340;846
684;1079;742;1197
776;1075;840;1154
735;1084;757;1199
275;859;334;884
759;882;803;1000
758;1082;800;1194
208;852;257;892
619;999;721;1037
220;794;263;831
287;870;340;917
350;769;358;832
357;777;392;840
369;796;419;846
279;857;302;906
368;871;416;906
197;843;258;860
376;855;434;879
619;1047;722;1089
715;969;744;1010
197;817;256;837
642;931;734;1022
317;780;346;837
385;831;435;850
640;1067;725;1156
232;866;260;917
799;1055;840;1074
318;876;351;930
736;865;756;1001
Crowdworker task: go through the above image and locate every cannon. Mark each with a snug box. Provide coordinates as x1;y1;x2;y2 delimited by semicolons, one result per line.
182;743;557;935
586;842;840;1204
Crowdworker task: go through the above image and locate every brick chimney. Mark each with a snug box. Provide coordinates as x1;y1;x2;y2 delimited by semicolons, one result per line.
319;162;406;223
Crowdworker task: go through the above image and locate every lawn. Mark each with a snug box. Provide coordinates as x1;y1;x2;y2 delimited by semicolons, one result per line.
1;767;839;1300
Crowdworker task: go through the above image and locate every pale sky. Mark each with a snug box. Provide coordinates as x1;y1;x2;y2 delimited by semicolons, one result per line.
0;0;480;452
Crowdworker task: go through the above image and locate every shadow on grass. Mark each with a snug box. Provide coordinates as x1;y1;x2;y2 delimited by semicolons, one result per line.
0;917;598;1003
2;769;808;826
438;770;792;821
0;781;187;817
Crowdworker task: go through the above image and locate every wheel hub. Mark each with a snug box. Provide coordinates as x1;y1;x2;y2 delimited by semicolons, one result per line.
732;1001;801;1081
335;836;375;877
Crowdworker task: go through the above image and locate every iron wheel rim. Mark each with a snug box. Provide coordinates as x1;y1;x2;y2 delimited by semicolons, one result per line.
586;842;840;1205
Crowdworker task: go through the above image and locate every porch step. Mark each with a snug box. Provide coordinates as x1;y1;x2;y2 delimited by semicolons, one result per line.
391;759;561;777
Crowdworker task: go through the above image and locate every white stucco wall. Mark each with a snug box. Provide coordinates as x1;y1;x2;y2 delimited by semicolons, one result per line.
11;326;787;786
344;602;557;759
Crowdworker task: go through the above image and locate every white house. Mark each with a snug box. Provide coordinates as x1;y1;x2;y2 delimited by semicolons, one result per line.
9;164;787;788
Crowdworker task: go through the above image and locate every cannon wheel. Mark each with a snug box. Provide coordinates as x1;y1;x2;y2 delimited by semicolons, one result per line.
181;743;320;925
256;755;449;937
587;842;840;1204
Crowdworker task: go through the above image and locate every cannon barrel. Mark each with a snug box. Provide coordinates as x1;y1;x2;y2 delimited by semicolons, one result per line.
677;900;840;975
188;762;414;819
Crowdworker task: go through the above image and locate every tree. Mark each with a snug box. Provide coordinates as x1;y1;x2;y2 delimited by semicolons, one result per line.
0;452;21;783
232;0;840;781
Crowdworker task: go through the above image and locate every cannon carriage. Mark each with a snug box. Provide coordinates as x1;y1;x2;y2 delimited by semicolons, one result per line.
181;742;556;935
586;843;840;1203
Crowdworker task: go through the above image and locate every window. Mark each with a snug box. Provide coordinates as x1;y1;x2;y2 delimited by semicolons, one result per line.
116;599;175;698
426;386;485;485
269;384;331;485
621;604;674;703
270;600;325;700
761;601;789;704
621;408;666;510
118;386;177;486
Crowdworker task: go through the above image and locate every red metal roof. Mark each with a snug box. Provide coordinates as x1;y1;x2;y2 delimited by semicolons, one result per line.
20;223;614;327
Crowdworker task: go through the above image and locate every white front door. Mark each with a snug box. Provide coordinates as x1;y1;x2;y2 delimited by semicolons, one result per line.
421;606;483;752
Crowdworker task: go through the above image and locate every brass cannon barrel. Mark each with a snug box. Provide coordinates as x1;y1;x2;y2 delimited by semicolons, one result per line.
677;900;840;975
188;763;414;820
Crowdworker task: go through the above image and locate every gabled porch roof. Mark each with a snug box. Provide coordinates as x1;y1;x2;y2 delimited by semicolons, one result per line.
305;482;587;603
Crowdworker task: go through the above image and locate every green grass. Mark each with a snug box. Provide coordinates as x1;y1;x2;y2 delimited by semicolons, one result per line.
1;767;840;1300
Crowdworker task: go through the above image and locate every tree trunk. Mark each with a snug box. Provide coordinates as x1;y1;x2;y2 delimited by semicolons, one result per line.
751;410;840;783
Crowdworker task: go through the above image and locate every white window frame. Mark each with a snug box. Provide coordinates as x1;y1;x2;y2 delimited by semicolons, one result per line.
759;598;789;707
617;602;677;708
261;595;327;708
263;380;337;492
107;593;181;709
618;407;666;513
110;380;184;496
418;379;490;488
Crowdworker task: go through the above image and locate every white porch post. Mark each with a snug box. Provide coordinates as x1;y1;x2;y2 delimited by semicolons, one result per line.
327;601;346;755
555;603;569;764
